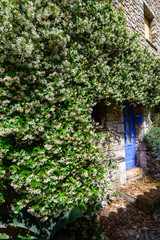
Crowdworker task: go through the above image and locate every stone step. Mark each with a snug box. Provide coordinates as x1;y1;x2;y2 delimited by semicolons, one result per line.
118;175;160;217
126;167;147;183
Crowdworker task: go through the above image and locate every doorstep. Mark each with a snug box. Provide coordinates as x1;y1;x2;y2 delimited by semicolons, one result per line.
126;167;147;183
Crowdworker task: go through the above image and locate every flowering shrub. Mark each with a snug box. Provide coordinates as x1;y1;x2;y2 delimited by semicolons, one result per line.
143;127;160;180
0;0;160;232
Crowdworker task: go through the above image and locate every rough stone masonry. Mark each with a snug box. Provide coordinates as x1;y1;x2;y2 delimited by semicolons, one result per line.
99;0;160;192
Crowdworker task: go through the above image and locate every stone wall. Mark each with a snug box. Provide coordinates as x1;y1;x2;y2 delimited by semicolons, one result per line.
111;0;160;55
94;102;126;190
97;0;159;192
94;101;151;190
134;106;152;168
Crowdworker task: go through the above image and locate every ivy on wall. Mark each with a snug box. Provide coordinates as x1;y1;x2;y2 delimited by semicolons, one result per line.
0;0;160;223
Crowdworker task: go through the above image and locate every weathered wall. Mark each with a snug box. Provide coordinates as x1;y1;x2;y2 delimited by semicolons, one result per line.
134;106;152;168
111;0;160;55
94;102;151;189
94;102;126;189
97;0;160;193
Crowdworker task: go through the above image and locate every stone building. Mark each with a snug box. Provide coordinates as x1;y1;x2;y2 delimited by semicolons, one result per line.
111;0;160;55
96;0;160;190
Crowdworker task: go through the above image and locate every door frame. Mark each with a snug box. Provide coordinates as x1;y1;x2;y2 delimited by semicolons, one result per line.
124;101;136;169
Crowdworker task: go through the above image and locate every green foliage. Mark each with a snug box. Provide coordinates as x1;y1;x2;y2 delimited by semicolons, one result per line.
143;127;160;179
152;112;160;127
0;208;83;240
143;127;160;153
0;0;160;238
0;233;7;239
114;191;119;197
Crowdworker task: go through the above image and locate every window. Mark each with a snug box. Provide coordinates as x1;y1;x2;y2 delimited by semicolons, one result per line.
144;16;150;41
143;2;158;50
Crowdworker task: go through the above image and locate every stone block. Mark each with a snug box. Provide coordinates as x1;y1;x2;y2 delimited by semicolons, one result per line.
117;123;125;133
107;112;114;121
119;112;124;122
106;121;113;130
113;149;125;159
138;141;147;151
120;134;125;145
139;151;148;169
142;116;148;128
136;151;140;166
152;34;156;39
118;161;127;185
151;30;157;35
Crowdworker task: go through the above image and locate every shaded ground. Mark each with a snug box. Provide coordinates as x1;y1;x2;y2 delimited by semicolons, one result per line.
99;197;160;240
118;174;160;216
119;175;160;200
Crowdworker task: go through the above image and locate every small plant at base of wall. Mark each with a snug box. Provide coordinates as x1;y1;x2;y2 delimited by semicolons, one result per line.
143;127;160;180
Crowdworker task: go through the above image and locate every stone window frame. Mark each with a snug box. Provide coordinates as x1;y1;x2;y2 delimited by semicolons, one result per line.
144;16;150;40
143;1;158;51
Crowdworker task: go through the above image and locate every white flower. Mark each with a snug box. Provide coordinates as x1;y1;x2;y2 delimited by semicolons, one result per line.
44;144;52;150
38;126;45;132
83;171;88;178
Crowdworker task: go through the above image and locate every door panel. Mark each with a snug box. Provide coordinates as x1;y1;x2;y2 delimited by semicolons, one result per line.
124;101;136;169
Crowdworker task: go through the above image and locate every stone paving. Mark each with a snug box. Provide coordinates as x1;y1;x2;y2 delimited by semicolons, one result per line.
118;174;160;216
99;197;160;240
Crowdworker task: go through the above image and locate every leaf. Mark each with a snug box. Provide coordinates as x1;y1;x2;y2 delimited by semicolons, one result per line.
0;233;7;239
7;217;40;237
48;218;56;230
50;207;84;238
30;182;37;187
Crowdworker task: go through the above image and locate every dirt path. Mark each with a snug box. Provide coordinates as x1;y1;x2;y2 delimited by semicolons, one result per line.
99;197;160;240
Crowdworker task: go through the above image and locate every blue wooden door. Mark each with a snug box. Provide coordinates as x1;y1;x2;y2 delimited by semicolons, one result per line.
124;101;136;169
